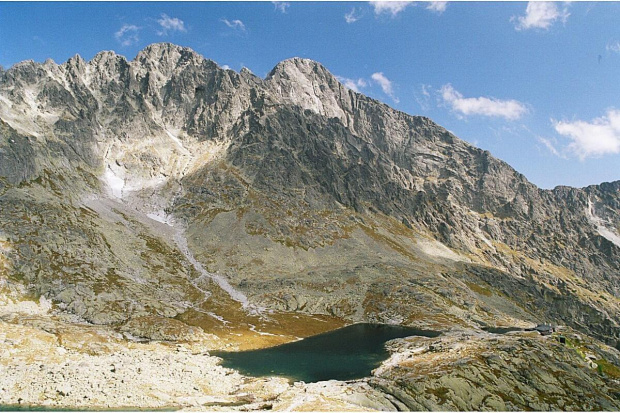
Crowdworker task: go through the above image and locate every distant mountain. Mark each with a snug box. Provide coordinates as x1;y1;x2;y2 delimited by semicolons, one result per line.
1;42;618;352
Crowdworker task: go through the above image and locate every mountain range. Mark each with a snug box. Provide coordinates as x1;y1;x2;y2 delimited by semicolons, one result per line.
0;43;619;410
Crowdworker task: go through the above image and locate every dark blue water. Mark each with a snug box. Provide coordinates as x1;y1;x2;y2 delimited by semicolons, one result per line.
212;323;441;383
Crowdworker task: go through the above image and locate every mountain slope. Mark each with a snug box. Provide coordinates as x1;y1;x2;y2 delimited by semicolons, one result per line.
0;43;618;350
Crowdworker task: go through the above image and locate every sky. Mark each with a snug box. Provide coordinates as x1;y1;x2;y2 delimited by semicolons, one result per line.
1;1;619;189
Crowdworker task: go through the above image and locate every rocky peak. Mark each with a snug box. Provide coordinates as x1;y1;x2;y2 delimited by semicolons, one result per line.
3;60;41;84
87;50;129;85
266;57;348;120
91;50;122;66
267;57;331;80
63;54;87;73
134;43;205;77
136;42;191;58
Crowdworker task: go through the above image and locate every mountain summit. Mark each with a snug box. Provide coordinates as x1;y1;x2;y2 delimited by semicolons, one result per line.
1;43;619;410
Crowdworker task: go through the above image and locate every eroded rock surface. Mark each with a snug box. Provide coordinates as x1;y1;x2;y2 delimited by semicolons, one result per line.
0;43;619;410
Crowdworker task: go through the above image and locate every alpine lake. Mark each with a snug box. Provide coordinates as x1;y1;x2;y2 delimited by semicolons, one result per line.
211;323;441;383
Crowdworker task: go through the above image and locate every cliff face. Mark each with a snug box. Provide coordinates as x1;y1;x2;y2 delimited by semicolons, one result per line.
0;43;618;348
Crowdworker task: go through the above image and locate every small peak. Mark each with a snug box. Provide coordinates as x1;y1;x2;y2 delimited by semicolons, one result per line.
239;67;262;83
135;43;201;62
134;43;206;77
90;50;128;71
11;59;37;69
92;50;118;62
67;54;85;65
7;59;41;77
266;57;330;80
64;54;87;73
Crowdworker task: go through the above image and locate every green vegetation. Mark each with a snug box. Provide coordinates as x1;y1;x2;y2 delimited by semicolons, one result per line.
464;280;493;297
595;358;620;379
562;335;620;378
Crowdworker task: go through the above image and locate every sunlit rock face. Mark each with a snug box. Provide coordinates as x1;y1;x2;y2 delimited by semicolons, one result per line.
0;43;619;410
2;43;618;342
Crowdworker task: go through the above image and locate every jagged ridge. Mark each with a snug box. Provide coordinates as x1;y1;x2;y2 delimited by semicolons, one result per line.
0;43;618;349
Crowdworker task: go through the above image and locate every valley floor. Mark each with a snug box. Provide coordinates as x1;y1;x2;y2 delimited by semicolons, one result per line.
2;295;620;411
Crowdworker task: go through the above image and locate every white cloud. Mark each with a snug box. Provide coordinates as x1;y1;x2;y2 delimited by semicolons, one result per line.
157;14;187;36
512;2;569;31
538;137;566;158
426;1;448;14
414;84;432;111
440;84;527;120
336;76;367;93
221;64;231;70
222;19;246;31
115;24;140;47
371;72;399;103
370;1;412;17
607;41;620;54
553;109;620;159
345;7;362;23
272;1;290;13
421;84;431;97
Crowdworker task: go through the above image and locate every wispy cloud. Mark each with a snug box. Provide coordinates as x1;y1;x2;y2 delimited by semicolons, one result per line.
115;24;140;46
414;84;432;111
538;136;566;158
222;19;246;32
345;7;363;23
607;41;620;54
157;14;187;36
426;1;448;14
440;84;527;120
370;1;412;17
512;2;569;31
371;72;399;103
32;35;46;45
553;109;620;159
336;76;367;93
272;1;290;13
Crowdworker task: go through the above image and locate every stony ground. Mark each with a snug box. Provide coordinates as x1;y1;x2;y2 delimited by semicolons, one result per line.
2;293;620;411
371;330;620;411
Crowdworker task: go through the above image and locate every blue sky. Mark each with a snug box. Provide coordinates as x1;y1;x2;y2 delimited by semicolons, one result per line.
1;1;619;189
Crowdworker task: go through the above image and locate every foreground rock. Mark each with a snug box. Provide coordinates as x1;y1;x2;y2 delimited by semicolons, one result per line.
370;330;620;411
0;298;282;410
2;295;619;411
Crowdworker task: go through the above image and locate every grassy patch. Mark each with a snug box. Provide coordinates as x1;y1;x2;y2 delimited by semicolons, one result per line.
596;358;620;379
464;280;493;297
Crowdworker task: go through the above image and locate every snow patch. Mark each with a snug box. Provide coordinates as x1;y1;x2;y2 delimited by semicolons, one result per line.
587;199;620;248
103;166;125;199
147;211;173;226
417;238;469;262
122;174;167;194
165;129;189;155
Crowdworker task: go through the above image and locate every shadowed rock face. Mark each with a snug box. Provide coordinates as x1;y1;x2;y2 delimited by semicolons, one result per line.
0;43;618;351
